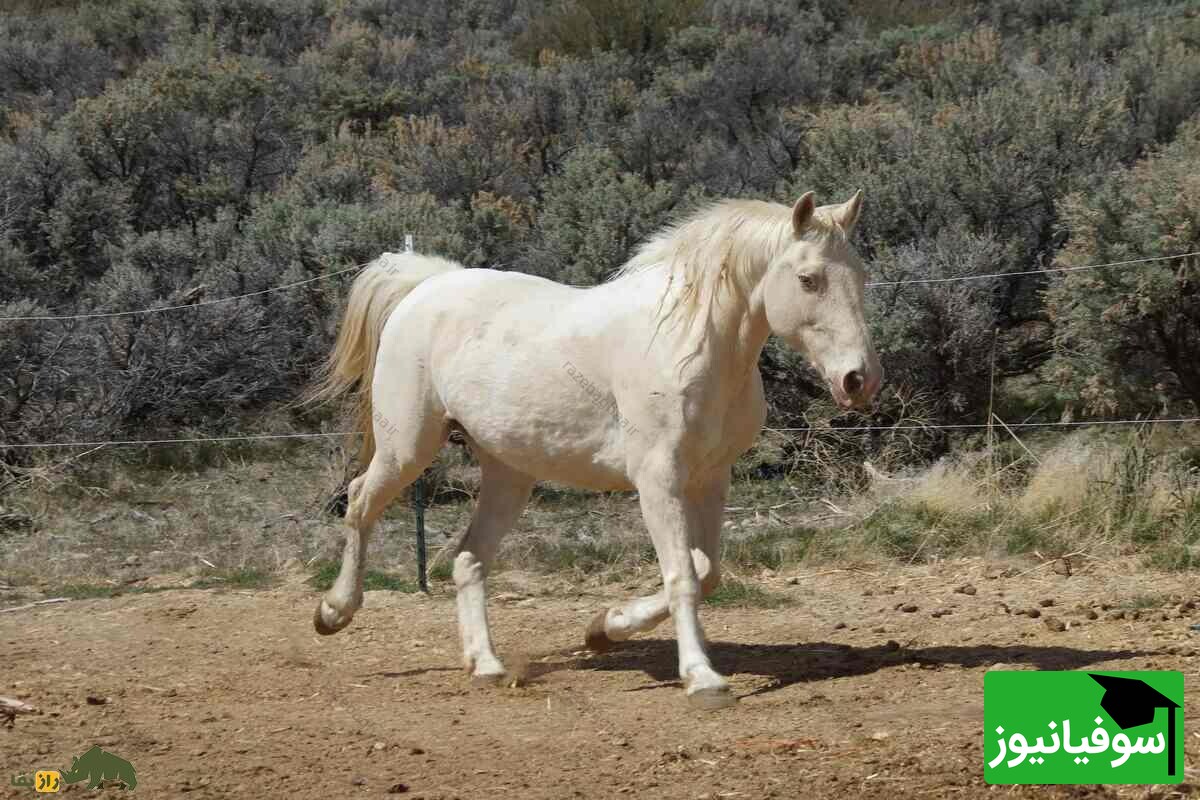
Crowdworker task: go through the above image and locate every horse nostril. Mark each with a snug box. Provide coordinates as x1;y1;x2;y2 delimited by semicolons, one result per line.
843;370;864;396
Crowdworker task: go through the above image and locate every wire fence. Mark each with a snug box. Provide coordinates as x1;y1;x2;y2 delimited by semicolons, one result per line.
2;245;1199;451
3;416;1199;451
0;431;356;449
2;249;1197;323
4;241;1197;591
864;250;1200;288
0;261;372;322
768;416;1200;433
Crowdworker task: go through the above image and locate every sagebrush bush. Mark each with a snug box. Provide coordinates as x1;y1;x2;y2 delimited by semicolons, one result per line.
1044;117;1200;416
2;0;1200;481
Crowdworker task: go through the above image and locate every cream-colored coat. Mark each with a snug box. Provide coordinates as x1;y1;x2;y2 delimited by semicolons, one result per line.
310;192;880;708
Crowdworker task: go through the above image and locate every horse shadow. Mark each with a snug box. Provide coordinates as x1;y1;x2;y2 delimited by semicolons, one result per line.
526;638;1158;697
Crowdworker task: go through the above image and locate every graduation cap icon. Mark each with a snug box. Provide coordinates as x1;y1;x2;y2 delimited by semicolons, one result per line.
1090;673;1180;776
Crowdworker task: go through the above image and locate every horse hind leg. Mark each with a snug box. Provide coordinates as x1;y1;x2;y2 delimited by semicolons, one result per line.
314;422;445;635
313;462;407;634
584;546;720;652
586;472;728;653
452;451;534;684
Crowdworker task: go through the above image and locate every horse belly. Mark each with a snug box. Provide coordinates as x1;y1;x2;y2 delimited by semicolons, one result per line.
438;360;634;490
421;271;640;489
461;407;634;490
490;435;633;490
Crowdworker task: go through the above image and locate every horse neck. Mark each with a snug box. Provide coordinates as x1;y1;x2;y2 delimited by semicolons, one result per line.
626;206;790;380
661;251;773;387
703;270;772;378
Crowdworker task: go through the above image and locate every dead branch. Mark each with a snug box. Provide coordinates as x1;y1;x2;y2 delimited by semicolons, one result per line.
1;695;39;727
0;597;70;614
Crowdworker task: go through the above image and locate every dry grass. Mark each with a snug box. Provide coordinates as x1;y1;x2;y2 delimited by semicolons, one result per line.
1017;432;1099;512
3;427;1199;603
905;452;990;515
0;441;353;589
0;442;653;595
848;426;1200;569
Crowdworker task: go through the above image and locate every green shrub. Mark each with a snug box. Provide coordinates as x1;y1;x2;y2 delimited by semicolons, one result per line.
1044;119;1200;415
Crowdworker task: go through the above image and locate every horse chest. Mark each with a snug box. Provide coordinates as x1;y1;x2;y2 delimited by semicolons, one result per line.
678;371;767;471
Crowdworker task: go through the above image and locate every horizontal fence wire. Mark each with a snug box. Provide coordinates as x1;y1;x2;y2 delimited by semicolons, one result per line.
3;248;1199;450
2;251;1198;322
5;416;1200;450
0;431;359;449
864;250;1200;288
768;416;1200;433
0;261;370;322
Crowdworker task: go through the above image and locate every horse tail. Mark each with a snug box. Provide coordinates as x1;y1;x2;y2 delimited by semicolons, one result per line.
306;252;462;467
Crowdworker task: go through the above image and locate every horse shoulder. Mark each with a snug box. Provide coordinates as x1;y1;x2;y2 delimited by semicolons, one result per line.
715;367;766;460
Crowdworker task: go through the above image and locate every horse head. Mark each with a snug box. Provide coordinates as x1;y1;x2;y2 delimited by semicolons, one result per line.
759;190;882;409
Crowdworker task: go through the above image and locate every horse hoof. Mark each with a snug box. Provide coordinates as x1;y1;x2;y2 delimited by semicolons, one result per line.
313;600;352;636
585;610;615;653
470;672;506;688
687;687;737;711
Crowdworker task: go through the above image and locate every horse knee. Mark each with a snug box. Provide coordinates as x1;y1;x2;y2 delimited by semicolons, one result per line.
692;548;720;597
345;460;412;530
342;475;367;525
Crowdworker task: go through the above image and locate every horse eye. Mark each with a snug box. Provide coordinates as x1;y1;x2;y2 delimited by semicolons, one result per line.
798;274;816;291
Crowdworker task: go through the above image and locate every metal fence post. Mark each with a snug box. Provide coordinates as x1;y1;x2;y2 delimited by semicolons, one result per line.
413;476;428;593
405;232;429;593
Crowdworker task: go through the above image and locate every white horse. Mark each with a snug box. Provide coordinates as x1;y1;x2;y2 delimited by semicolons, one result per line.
310;191;880;709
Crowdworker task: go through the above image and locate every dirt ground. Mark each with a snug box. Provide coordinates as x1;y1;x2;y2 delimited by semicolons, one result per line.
3;562;1199;799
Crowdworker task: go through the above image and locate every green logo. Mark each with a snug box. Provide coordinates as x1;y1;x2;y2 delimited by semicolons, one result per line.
61;746;137;790
985;671;1183;784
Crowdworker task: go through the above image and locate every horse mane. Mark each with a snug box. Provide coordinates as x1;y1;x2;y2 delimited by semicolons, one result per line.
608;199;848;328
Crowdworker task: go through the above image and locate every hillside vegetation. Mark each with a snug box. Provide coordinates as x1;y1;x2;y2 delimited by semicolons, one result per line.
0;0;1198;443
2;1;1200;538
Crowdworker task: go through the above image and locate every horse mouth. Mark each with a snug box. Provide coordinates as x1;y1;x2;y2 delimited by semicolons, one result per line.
829;382;853;409
829;382;873;411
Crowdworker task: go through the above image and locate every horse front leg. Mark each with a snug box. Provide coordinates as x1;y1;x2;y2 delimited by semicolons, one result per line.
635;461;733;710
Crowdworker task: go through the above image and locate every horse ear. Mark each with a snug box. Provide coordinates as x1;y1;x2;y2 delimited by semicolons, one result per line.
792;192;816;236
835;189;864;233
